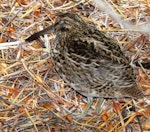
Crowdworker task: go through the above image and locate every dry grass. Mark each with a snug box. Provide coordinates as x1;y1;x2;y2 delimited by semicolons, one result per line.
0;0;150;131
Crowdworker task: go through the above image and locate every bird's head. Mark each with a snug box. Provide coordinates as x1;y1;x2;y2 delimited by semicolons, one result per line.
26;12;85;42
53;12;85;33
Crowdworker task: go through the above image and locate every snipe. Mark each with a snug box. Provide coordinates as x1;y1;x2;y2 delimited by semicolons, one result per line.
26;12;144;99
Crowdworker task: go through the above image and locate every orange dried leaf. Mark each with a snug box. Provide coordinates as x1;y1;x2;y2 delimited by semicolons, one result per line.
34;11;40;18
9;87;20;95
18;107;25;113
144;7;150;13
112;101;121;113
32;43;41;49
138;69;147;80
81;103;87;109
71;7;78;12
23;97;29;102
108;122;113;131
0;121;3;126
7;26;16;33
102;110;108;121
139;101;147;107
50;128;55;132
22;50;30;56
0;37;6;43
0;113;5;117
66;114;73;121
49;39;53;45
25;22;30;27
64;101;72;107
17;0;29;5
143;119;150;130
43;104;53;111
142;106;150;117
57;99;64;104
146;106;150;113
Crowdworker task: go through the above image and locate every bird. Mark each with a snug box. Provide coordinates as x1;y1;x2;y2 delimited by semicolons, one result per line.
26;12;144;100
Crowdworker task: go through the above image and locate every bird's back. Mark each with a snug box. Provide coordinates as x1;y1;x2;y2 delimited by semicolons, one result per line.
51;23;143;99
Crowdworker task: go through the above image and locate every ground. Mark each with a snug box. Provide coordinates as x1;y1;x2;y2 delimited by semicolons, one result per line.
0;0;150;131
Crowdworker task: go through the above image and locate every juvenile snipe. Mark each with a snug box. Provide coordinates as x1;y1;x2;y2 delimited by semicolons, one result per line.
26;12;144;99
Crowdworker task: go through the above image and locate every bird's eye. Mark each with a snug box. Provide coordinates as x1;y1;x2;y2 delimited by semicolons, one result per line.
58;20;72;31
55;19;72;32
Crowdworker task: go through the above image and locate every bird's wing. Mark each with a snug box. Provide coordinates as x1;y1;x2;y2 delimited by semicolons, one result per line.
68;36;135;89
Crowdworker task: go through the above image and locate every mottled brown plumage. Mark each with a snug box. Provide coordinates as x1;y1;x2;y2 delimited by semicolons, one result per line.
26;12;144;99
